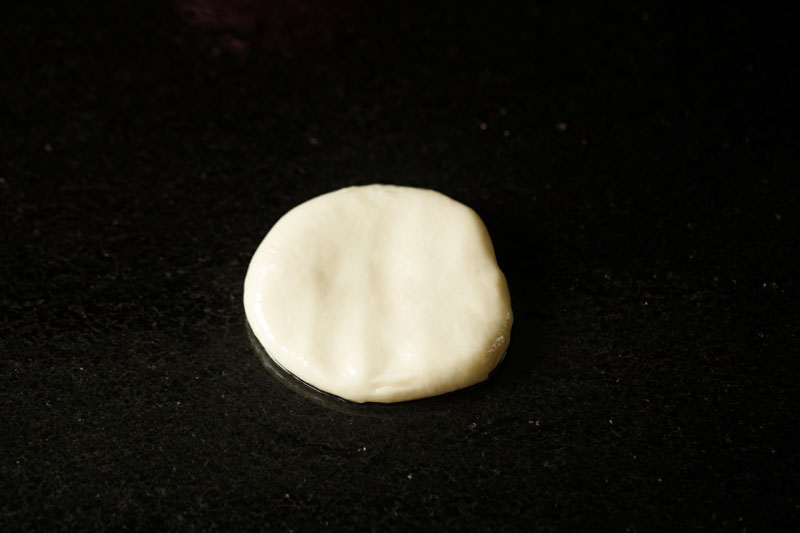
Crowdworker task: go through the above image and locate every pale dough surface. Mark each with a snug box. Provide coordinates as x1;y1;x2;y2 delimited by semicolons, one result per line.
243;184;513;403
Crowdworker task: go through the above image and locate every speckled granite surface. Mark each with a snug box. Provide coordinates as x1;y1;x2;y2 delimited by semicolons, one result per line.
2;1;798;530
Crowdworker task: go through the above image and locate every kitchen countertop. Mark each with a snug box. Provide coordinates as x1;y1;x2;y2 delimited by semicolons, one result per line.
2;1;798;530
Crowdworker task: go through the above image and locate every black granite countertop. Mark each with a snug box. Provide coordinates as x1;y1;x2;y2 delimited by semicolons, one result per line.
2;1;798;530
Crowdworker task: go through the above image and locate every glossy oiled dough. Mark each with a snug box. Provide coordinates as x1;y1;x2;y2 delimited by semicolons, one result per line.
243;184;513;403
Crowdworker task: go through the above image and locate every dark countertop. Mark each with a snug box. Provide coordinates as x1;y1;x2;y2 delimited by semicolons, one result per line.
2;1;798;530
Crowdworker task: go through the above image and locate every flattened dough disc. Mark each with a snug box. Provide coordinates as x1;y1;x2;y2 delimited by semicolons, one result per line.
244;184;513;403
